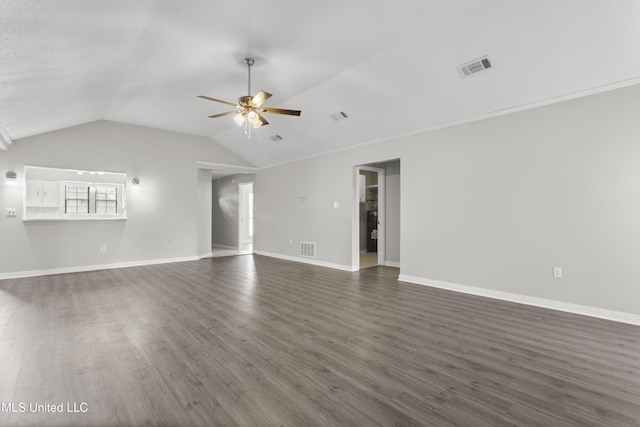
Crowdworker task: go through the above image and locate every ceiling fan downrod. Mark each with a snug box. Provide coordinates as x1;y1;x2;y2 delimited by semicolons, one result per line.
243;58;255;137
244;57;254;96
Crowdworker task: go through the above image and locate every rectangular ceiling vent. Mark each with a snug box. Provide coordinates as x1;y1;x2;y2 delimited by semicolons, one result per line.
270;134;283;142
330;111;349;122
300;241;316;258
458;56;492;77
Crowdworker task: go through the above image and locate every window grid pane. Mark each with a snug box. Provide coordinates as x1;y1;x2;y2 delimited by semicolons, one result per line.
65;185;89;214
95;186;117;215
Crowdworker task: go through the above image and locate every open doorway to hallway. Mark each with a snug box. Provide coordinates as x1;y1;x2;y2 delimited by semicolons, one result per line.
354;159;400;270
211;174;255;257
358;167;384;268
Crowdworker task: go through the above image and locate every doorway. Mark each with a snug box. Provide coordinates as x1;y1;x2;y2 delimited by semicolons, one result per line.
211;172;256;257
357;166;385;268
238;181;254;253
352;159;400;271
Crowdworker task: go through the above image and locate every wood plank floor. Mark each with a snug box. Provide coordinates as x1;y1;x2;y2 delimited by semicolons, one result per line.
1;255;639;426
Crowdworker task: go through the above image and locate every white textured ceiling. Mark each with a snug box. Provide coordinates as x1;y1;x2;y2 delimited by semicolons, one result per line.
2;1;640;167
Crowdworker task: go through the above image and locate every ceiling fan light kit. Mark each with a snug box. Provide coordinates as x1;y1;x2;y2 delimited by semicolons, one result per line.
198;58;301;138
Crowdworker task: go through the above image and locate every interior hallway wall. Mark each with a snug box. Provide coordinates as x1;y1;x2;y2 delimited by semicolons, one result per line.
197;169;213;257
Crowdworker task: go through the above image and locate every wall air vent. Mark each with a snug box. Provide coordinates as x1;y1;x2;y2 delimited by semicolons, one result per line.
458;56;492;77
270;134;283;142
300;241;316;258
330;111;349;122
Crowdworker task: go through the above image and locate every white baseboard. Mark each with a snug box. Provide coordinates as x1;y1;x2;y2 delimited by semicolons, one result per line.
255;251;357;272
384;261;400;268
0;256;201;280
398;274;640;326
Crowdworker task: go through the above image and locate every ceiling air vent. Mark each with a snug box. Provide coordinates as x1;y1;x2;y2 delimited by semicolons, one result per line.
458;56;492;77
330;111;349;122
270;134;283;142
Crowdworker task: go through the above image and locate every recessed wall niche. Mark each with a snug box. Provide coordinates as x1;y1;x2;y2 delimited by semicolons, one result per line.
23;166;127;221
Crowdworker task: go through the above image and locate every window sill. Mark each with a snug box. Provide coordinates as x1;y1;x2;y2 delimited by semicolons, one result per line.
23;217;127;222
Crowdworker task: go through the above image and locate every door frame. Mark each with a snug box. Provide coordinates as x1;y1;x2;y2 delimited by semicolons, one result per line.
238;181;254;252
353;165;385;270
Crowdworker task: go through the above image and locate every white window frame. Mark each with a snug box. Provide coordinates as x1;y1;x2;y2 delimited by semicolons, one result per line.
64;182;91;217
62;181;125;219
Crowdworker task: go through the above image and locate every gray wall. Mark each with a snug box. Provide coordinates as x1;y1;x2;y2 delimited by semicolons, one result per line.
212;174;255;248
255;84;640;316
0;120;251;275
197;169;213;257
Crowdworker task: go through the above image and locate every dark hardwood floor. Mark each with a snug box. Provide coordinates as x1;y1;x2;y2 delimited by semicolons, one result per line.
1;255;639;426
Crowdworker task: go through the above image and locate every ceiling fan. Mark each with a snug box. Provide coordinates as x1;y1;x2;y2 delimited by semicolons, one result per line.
198;58;301;133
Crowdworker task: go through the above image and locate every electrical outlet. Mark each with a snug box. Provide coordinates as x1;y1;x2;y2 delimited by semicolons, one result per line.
6;208;17;217
553;267;562;279
100;244;107;253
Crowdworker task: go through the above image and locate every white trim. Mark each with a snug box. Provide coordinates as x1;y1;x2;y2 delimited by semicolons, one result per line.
0;256;200;281
238;181;254;251
255;251;356;272
385;261;400;268
398;274;640;326
195;161;258;173
351;168;361;270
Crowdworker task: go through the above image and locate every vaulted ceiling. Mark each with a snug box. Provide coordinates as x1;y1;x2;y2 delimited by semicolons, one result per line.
2;1;640;167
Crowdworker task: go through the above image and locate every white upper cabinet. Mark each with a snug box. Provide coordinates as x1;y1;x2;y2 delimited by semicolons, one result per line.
26;180;60;208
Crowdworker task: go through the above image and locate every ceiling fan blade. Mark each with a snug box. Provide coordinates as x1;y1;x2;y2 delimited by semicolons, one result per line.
208;110;242;118
198;95;239;107
260;107;301;116
254;112;269;127
251;90;272;107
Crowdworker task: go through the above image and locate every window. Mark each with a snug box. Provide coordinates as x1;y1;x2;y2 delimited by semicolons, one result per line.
62;183;123;218
65;185;90;214
95;186;118;215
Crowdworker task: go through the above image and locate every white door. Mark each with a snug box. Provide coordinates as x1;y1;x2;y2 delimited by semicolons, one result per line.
238;182;254;252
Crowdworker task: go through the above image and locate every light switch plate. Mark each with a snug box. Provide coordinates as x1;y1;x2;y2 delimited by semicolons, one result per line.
6;208;17;217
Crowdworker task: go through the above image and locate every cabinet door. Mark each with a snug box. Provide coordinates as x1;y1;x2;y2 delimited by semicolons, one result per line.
41;181;60;207
25;180;43;207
